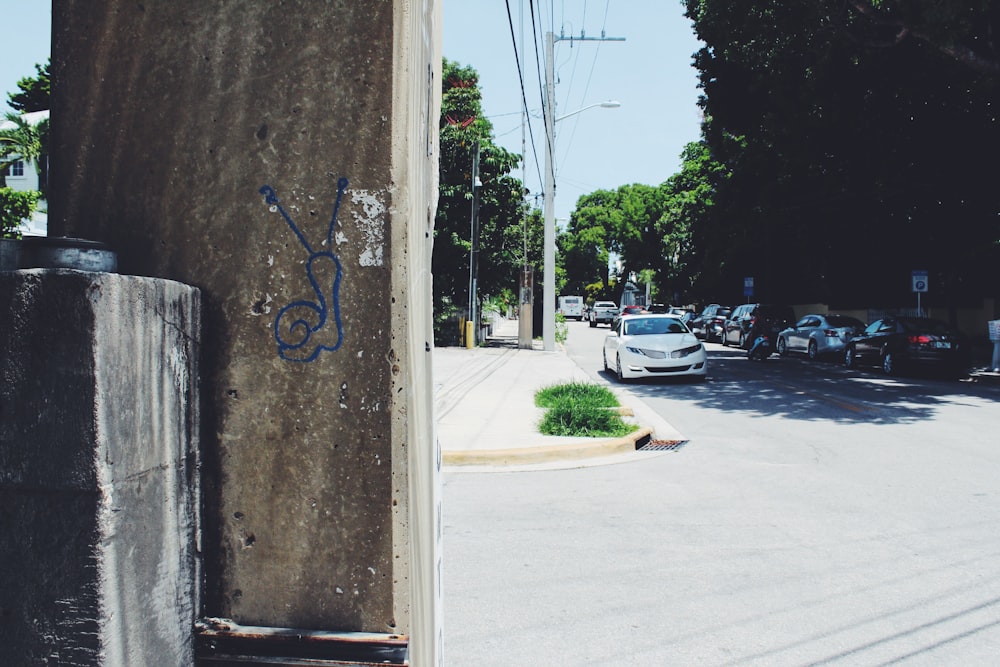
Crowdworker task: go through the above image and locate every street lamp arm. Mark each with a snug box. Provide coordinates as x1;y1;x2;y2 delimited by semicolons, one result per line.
555;100;621;123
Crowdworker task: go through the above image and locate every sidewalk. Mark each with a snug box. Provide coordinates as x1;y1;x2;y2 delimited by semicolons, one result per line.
433;317;684;470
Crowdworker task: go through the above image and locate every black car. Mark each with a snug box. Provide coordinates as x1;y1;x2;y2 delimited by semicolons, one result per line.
844;316;971;376
722;303;796;349
689;304;731;342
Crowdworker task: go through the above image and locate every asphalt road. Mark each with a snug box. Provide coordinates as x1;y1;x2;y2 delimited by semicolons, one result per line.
442;321;1000;666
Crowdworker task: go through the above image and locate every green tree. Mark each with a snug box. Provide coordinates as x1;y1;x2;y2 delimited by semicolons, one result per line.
7;60;50;113
656;141;731;304
563;183;668;304
0;188;40;237
565;188;622;296
683;0;1000;307
435;59;531;341
846;1;1000;75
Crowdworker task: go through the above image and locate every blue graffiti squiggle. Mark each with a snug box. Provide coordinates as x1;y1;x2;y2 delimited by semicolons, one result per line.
259;177;349;362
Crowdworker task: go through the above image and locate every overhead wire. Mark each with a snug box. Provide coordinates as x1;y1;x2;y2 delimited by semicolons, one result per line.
531;0;556;193
504;0;544;191
556;0;612;177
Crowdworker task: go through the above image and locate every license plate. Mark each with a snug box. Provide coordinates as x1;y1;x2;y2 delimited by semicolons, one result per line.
934;341;951;349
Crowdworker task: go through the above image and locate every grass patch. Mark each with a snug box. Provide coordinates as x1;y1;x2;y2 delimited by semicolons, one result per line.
535;382;636;437
535;382;620;409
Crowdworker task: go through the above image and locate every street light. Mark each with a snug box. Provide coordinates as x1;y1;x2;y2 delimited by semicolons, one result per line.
542;100;620;351
556;100;621;122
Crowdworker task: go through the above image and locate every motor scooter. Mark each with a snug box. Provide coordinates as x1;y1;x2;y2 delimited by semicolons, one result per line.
747;333;772;361
747;321;781;361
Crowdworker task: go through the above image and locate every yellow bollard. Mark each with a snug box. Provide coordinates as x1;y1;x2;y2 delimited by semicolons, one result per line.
465;320;474;349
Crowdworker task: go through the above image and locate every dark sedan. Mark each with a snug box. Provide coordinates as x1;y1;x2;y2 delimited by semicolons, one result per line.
844;316;971;376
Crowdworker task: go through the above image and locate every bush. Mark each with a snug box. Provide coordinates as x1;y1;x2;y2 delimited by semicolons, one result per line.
535;381;619;408
535;382;636;437
555;312;568;345
0;188;40;238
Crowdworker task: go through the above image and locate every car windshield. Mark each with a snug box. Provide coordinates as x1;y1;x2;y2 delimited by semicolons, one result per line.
718;308;732;317
623;317;687;336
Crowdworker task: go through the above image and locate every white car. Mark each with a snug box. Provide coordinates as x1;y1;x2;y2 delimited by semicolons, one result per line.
603;314;707;381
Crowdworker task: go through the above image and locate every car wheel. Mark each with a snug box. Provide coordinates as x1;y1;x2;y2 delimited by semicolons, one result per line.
844;345;856;369
739;332;747;349
603;350;609;372
881;348;896;375
721;331;729;347
616;354;628;382
776;337;788;356
807;339;818;361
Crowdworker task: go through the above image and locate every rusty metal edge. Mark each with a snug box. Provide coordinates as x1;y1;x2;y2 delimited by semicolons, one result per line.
195;618;408;665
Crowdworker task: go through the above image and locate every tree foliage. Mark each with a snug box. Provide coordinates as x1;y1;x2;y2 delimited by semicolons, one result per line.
552;1;1000;312
681;0;1000;307
434;60;539;340
0;188;40;237
562;183;673;303
7;60;50;113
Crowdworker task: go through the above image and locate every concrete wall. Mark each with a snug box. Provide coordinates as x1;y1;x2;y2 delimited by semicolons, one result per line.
0;270;200;665
48;0;440;656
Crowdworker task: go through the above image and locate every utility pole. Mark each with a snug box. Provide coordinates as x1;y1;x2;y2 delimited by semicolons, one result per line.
468;140;481;347
542;29;624;351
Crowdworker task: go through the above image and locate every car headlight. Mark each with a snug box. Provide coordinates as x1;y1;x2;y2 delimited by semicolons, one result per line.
626;346;667;359
670;344;703;359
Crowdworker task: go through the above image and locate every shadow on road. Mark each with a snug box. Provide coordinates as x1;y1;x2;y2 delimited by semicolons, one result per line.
597;345;998;426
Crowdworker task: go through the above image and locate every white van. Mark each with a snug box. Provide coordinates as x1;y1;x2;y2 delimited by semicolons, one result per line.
558;295;585;321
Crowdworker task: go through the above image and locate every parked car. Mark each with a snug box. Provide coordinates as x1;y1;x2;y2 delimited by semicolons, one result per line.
589;301;618;328
603;314;707;381
689;304;731;342
844;316;971;376
777;314;866;360
722;303;796;349
646;303;670;313
611;304;648;329
668;307;696;324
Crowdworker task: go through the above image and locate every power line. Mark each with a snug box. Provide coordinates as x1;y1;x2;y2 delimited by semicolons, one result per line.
504;0;544;191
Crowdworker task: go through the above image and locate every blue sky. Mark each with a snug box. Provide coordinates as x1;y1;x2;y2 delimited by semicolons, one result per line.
1;1;51;114
444;1;705;222
3;1;704;223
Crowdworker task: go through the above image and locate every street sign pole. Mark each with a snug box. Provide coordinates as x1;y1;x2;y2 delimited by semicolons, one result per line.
912;270;928;316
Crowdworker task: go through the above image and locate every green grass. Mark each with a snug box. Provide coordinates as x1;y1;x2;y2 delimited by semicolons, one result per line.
535;382;620;409
535;382;637;437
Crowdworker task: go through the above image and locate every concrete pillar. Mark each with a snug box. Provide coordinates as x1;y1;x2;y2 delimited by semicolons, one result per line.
0;270;200;664
49;1;441;663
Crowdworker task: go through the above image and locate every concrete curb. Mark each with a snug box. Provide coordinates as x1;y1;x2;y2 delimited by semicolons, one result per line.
442;427;653;467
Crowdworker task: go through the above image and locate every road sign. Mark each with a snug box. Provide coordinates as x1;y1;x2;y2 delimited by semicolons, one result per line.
912;270;928;293
743;276;754;297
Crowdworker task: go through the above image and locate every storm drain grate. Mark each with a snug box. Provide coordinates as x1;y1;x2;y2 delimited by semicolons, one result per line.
637;439;688;452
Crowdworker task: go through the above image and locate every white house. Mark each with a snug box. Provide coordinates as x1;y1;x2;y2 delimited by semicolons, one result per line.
1;109;48;236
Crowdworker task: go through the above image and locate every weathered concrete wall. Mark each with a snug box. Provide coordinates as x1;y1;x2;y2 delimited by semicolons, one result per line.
49;0;441;649
0;270;200;665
